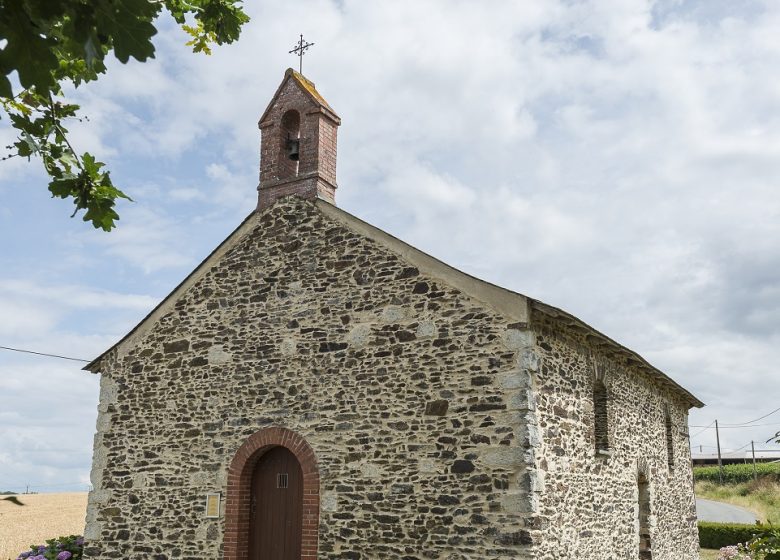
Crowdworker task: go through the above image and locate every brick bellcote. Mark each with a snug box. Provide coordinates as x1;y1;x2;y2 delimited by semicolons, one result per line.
256;68;341;210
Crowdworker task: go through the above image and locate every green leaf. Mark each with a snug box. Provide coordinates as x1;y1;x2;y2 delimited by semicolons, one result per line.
15;132;40;157
59;152;79;171
81;152;102;175
1;95;33;115
0;0;247;230
16;140;32;158
182;23;214;55
0;75;12;99
195;0;250;45
95;0;160;63
48;176;80;198
0;0;59;94
9;112;32;131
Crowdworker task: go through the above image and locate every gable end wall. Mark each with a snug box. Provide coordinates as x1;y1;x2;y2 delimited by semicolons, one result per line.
84;198;544;559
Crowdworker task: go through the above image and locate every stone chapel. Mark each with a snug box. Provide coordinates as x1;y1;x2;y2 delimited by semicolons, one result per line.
83;69;704;560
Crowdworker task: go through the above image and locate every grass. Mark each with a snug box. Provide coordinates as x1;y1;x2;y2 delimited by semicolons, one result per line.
696;478;780;524
0;492;87;560
695;463;780;485
696;477;780;559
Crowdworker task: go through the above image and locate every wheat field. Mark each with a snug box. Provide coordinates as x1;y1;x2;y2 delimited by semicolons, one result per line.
0;493;88;560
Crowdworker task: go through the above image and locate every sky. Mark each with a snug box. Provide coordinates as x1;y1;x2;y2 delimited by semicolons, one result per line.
2;0;780;493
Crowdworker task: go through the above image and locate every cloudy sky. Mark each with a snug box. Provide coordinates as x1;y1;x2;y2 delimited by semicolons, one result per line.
2;0;780;493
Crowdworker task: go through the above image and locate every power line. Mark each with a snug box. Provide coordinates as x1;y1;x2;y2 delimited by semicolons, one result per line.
0;345;89;363
722;405;780;427
0;480;89;489
690;422;780;429
729;442;752;453
693;445;749;454
690;405;780;431
690;421;715;439
691;441;779;454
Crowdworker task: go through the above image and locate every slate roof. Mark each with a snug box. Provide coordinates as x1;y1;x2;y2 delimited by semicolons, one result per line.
84;198;704;409
257;68;340;126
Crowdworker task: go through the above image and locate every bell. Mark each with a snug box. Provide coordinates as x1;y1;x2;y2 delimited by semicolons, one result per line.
286;138;300;161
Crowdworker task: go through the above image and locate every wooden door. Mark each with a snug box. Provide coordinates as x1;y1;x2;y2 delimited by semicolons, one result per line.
249;446;303;560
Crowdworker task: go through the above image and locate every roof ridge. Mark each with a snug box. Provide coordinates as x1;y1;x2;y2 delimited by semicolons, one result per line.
258;69;340;127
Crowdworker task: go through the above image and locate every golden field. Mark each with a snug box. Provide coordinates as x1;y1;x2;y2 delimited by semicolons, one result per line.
0;493;87;560
0;491;732;560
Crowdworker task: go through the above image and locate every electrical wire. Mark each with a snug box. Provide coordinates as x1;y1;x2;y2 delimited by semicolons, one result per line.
689;421;715;439
722;405;780;427
728;442;752;453
0;345;89;363
0;481;90;490
692;444;775;452
690;405;780;431
690;422;780;429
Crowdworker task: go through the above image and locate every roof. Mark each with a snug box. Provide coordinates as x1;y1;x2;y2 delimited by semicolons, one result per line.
84;198;704;409
528;300;703;407
258;68;340;126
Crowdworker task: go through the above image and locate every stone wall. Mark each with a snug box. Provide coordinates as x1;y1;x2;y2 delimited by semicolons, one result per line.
84;197;700;560
528;313;699;559
84;198;541;560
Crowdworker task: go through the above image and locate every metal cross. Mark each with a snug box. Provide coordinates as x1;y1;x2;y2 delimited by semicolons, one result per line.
289;34;314;74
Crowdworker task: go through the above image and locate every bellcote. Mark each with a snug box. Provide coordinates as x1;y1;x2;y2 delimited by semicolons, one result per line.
257;68;341;210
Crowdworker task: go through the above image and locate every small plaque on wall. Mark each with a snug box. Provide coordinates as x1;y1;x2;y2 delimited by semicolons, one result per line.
205;493;221;518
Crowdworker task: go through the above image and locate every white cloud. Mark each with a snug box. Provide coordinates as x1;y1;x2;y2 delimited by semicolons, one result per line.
0;300;59;337
168;187;206;202
0;360;98;492
2;0;780;485
204;162;257;212
0;127;37;183
80;206;194;274
0;277;157;360
0;280;158;311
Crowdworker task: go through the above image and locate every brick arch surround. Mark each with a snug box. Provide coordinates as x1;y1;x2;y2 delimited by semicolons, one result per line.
223;427;320;560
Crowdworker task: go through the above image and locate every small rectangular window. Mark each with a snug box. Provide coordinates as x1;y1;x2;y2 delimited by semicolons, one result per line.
277;473;288;489
594;379;609;455
665;413;675;469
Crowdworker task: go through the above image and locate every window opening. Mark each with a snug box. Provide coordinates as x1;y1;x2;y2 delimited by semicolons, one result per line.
638;474;652;559
279;109;301;179
277;473;289;489
593;379;609;454
665;412;674;469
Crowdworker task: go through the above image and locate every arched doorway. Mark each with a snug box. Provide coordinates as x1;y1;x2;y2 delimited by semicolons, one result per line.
249;447;303;560
223;427;320;560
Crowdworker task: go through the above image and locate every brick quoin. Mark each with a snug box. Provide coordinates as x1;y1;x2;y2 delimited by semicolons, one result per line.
222;427;320;560
256;68;341;210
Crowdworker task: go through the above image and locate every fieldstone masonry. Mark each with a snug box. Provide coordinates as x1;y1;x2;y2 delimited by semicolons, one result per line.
529;315;700;558
83;70;702;560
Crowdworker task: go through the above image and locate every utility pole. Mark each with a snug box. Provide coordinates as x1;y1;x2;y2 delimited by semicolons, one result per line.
751;441;757;481
715;420;723;484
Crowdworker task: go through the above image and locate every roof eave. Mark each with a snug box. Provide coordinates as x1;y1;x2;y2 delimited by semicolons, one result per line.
529;299;705;409
83;198;705;412
82;210;261;375
257;68;340;127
